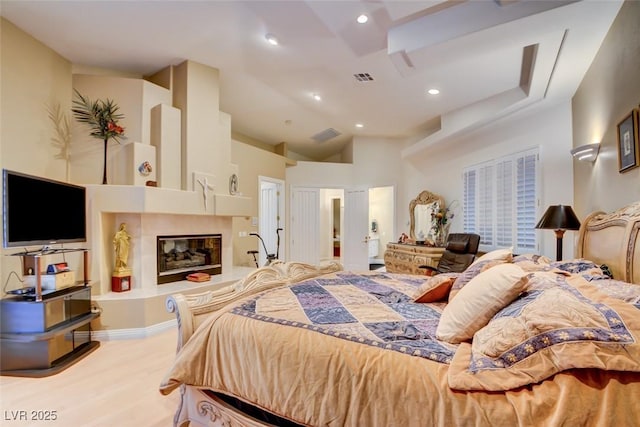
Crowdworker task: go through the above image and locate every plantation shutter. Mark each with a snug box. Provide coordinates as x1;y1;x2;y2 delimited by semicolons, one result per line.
462;148;538;252
495;159;513;248
477;163;493;246
515;150;538;252
463;170;476;233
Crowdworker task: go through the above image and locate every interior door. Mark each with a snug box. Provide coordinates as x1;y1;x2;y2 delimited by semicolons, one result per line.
343;187;370;271
289;187;320;264
259;177;284;265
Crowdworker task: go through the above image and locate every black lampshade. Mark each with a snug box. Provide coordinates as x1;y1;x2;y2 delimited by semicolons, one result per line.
535;205;581;230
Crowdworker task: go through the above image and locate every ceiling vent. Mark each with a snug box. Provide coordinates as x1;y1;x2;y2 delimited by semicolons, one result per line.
311;128;341;143
353;73;374;82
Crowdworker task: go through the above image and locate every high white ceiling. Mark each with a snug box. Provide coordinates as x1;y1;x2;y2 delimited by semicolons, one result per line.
0;0;623;160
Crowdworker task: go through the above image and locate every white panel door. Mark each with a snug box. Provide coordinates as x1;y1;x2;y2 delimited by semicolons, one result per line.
343;187;370;271
259;177;284;265
290;187;320;264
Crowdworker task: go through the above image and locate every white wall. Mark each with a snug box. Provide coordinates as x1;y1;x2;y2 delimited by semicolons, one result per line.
572;0;640;217
403;101;576;259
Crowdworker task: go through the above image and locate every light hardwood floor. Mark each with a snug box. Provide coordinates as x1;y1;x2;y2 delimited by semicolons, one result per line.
0;328;181;426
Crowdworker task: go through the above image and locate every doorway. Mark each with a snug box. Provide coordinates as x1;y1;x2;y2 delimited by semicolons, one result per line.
258;176;285;266
368;186;394;267
343;186;394;271
318;189;344;263
289;185;393;269
332;198;341;260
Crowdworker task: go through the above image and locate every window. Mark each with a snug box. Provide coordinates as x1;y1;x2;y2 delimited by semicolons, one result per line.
463;148;538;253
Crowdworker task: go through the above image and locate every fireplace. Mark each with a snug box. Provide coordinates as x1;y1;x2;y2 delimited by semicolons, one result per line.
157;234;222;284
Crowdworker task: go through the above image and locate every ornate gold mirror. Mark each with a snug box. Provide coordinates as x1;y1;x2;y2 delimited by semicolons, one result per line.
409;190;444;242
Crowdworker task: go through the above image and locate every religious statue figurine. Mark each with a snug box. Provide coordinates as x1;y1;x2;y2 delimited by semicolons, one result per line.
112;222;132;292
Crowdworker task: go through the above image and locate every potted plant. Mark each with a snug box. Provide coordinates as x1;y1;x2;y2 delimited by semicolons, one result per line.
72;89;125;184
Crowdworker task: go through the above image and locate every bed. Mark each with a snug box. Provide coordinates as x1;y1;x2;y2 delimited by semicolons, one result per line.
160;202;640;427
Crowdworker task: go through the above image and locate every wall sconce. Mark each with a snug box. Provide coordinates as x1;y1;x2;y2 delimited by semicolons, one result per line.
570;143;600;162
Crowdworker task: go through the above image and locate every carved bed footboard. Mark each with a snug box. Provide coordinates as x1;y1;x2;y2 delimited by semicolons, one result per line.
165;260;343;427
166;260;343;351
577;201;640;284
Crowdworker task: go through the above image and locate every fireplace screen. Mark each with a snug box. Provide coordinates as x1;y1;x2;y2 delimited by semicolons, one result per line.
157;234;222;284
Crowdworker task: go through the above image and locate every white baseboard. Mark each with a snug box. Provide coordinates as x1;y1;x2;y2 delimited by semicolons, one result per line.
84;319;177;341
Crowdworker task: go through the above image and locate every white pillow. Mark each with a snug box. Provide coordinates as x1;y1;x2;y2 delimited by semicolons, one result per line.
436;263;529;344
470;247;513;267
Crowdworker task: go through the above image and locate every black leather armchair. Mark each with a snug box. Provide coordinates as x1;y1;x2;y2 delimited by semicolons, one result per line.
420;233;481;275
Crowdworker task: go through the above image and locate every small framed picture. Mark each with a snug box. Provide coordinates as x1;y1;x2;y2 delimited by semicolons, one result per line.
617;109;639;173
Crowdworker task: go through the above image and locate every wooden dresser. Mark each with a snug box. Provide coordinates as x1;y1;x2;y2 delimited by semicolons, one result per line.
384;243;445;275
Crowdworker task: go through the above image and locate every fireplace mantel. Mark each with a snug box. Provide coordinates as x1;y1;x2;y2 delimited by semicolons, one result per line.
86;185;251;217
85;185;251;297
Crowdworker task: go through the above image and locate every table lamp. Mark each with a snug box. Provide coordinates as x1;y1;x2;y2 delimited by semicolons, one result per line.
535;205;581;261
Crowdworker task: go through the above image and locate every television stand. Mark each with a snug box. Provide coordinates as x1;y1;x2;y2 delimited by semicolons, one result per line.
9;247;90;302
0;249;100;377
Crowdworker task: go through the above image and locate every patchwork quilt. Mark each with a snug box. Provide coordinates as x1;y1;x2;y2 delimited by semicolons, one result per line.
160;267;640;427
232;271;457;363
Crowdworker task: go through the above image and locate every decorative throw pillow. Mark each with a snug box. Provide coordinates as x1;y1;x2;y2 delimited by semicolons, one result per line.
436;263;529;344
448;259;507;302
512;253;552;272
470;247;513;267
413;273;459;303
550;259;606;281
447;272;640;391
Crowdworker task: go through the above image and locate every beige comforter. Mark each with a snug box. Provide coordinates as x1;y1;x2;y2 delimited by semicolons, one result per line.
160;270;640;426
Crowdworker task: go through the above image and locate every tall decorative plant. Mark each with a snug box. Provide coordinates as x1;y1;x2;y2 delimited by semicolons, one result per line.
71;89;125;184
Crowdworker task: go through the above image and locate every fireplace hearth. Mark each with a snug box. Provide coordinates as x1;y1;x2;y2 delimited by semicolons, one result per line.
157;234;222;284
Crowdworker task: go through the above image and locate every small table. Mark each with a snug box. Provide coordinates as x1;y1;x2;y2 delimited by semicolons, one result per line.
384;243;445;275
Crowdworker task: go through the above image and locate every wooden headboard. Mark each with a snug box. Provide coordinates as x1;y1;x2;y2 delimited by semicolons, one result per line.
577;201;640;284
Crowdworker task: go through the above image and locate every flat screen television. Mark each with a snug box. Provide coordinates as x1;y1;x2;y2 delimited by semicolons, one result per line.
2;169;87;248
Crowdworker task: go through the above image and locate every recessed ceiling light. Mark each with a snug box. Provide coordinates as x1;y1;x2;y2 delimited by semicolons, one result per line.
312;93;322;101
356;14;368;24
265;33;278;46
428;88;440;95
355;123;364;128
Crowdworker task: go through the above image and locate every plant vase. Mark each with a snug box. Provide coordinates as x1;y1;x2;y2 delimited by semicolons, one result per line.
102;137;108;185
435;223;450;247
